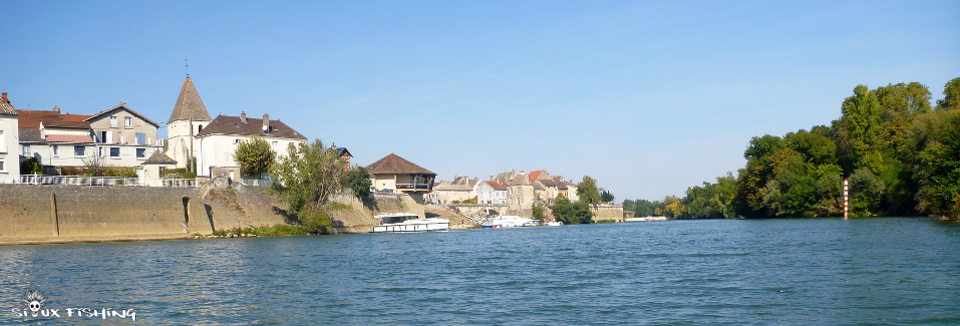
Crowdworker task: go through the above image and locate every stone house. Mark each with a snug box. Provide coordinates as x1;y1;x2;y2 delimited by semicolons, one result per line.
427;175;480;204
366;153;436;194
0;92;20;183
195;111;307;180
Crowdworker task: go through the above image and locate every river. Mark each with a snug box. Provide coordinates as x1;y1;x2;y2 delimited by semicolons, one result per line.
1;218;958;325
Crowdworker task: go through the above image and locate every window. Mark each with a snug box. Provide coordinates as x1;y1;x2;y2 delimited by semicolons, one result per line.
136;148;146;159
124;116;132;128
74;146;85;157
53;145;59;157
110;147;120;158
0;130;4;152
198;125;203;133
135;133;146;145
98;131;107;143
22;145;30;155
0;158;5;172
110;116;118;128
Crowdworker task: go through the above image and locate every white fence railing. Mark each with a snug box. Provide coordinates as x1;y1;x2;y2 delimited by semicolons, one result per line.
18;175;197;188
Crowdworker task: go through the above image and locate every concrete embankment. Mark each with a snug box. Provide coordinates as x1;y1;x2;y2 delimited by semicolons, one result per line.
0;184;444;245
0;184;292;245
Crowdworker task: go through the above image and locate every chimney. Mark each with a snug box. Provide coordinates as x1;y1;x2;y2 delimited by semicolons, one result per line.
240;111;247;123
1;92;7;104
490;174;494;181
53;105;60;113
262;113;270;133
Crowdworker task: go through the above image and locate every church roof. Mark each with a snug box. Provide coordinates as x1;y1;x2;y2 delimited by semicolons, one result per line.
168;77;211;123
366;153;435;175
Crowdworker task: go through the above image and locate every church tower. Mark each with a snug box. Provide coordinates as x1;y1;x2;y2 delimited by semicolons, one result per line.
166;77;212;170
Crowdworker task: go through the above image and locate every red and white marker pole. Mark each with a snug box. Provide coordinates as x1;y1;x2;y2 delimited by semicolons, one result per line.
843;179;849;219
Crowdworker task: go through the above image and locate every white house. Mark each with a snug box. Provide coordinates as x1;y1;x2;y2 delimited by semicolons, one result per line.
17;102;161;174
195;111;307;179
475;180;508;205
0;92;20;183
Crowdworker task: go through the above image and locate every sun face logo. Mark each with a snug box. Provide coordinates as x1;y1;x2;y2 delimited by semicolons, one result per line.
21;290;46;317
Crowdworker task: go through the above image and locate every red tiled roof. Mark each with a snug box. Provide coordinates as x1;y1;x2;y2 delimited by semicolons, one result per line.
529;170;544;182
45;135;94;143
16;109;92;130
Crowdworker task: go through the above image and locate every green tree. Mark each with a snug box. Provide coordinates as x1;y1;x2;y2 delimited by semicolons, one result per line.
577;176;602;204
936;77;960;111
341;166;372;200
269;139;347;233
734;135;785;218
532;203;545;223
912;111;960;219
848;168;886;217
837;85;884;174
600;189;615;203
233;136;276;178
552;197;592;224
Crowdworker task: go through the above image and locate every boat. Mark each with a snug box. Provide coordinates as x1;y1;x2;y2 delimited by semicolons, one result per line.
545;221;563;226
372;213;450;233
488;215;537;228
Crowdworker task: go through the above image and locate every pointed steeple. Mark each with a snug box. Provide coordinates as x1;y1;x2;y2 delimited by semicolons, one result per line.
168;77;211;123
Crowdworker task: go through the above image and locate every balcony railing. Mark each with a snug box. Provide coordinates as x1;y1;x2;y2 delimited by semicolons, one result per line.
395;183;431;190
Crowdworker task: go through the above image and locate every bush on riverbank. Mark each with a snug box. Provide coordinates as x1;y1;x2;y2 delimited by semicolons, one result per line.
212;224;308;237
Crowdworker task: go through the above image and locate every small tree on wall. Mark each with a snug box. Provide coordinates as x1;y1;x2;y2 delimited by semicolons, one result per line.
234;137;276;178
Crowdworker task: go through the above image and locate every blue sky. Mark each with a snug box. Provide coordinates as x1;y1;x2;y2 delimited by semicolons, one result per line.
2;1;958;201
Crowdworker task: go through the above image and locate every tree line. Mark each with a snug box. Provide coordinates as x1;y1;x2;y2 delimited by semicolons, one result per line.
624;78;960;220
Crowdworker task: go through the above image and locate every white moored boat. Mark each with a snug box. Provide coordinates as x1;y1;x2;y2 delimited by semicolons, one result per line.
489;215;537;228
372;213;450;233
545;221;563;226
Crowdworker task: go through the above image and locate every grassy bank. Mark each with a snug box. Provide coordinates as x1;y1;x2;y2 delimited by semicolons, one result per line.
211;224;309;237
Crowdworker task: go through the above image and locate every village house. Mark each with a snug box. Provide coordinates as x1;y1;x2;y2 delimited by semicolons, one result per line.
16;102;161;174
85;102;162;166
195;111;307;180
427;175;481;204
475;179;508;205
366;153;436;194
0;92;20;183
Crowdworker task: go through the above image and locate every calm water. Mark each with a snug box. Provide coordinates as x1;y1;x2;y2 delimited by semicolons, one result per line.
1;218;959;325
